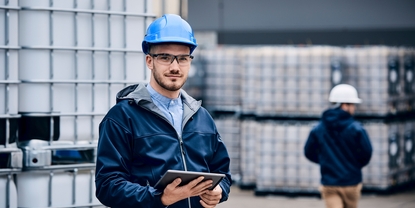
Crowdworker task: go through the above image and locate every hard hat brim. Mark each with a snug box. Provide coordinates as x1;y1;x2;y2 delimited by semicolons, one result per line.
329;98;362;104
142;38;197;55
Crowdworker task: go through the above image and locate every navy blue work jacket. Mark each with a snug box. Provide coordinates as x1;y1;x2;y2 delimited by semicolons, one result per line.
95;84;232;208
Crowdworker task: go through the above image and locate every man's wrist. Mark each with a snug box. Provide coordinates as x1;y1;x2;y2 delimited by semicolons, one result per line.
154;191;170;208
160;193;171;206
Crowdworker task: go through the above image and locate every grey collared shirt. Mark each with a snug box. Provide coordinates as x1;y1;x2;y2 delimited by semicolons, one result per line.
146;84;183;136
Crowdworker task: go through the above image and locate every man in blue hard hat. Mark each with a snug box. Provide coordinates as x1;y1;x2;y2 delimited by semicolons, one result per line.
304;84;373;208
95;14;232;208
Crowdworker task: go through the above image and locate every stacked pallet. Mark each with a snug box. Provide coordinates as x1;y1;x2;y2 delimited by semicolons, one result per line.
199;45;415;195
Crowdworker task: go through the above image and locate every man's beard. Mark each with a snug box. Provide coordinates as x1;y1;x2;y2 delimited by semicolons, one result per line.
152;68;187;91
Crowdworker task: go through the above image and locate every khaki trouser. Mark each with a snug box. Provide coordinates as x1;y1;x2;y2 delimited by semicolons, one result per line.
319;183;363;208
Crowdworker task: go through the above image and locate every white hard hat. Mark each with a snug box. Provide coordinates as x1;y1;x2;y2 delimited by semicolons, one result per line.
329;84;362;104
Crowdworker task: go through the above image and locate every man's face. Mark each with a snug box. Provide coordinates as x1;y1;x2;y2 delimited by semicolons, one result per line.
146;44;191;94
342;103;356;115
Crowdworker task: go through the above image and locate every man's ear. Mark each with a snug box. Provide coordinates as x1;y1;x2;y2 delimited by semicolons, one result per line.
146;55;153;70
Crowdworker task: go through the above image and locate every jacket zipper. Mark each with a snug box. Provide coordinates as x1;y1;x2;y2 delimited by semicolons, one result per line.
140;104;196;208
178;135;191;208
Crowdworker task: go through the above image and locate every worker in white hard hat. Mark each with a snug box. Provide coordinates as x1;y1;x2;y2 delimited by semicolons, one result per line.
304;84;373;208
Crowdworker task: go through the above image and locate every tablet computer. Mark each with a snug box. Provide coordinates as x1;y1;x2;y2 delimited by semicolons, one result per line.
154;170;225;190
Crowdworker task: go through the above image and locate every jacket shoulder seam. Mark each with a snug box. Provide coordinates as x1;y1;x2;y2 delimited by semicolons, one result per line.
103;116;132;134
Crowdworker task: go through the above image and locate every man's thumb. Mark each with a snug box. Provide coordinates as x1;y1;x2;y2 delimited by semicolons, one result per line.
172;178;182;186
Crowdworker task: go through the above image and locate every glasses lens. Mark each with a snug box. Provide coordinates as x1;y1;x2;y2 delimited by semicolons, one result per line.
177;55;191;65
153;54;193;65
157;54;173;64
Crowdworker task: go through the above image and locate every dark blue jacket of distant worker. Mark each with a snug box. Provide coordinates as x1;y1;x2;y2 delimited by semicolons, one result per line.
304;107;372;186
95;84;232;208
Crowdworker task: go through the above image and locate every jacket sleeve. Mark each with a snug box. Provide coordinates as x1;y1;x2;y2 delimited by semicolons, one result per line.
210;133;232;203
95;118;166;208
304;128;320;164
355;127;373;167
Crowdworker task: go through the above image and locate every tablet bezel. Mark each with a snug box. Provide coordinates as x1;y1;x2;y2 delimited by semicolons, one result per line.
154;170;225;190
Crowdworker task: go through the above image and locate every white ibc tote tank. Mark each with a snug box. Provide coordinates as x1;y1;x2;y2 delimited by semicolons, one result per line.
15;0;155;207
18;0;151;142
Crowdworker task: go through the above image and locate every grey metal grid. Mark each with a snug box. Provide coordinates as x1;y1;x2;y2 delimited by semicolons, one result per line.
1;1;21;208
1;1;20;148
19;0;155;144
11;1;155;207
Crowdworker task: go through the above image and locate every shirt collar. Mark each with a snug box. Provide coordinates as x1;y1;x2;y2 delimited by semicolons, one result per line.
146;84;182;108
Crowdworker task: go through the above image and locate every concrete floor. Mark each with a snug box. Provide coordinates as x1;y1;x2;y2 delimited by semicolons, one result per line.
217;186;415;208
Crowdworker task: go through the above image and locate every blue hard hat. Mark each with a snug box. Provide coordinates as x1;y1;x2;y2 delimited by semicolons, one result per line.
142;14;197;54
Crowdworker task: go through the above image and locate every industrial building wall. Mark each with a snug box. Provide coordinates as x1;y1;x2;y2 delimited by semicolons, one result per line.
188;0;415;45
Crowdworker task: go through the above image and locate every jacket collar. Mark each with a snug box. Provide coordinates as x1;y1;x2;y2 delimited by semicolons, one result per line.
116;83;202;119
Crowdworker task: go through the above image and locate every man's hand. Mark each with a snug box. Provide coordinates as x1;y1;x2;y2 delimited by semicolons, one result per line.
199;185;223;208
161;176;213;206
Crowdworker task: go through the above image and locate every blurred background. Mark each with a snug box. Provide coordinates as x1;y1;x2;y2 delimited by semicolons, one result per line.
0;0;414;207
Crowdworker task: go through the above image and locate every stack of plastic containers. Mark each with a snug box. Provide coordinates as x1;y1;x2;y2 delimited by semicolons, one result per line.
1;0;154;207
202;47;242;112
198;45;415;195
240;46;333;117
214;115;241;181
253;121;320;194
337;46;415;192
